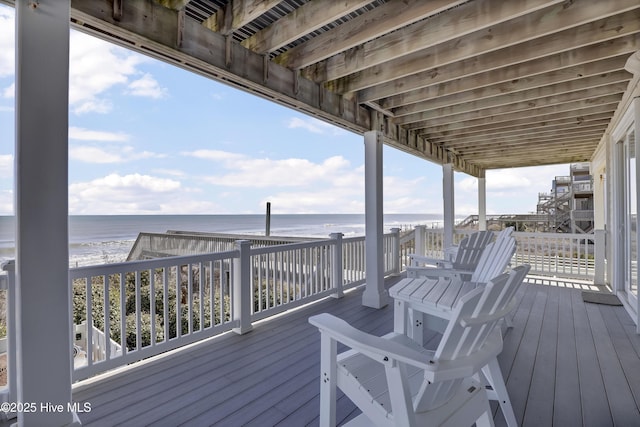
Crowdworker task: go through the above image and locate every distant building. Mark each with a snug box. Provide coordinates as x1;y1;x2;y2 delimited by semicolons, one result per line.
536;162;594;234
457;163;595;233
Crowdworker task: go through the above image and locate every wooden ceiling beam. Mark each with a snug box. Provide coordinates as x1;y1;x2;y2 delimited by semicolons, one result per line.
401;81;629;128
407;94;624;129
472;150;595;168
459;141;601;159
275;0;468;70
358;10;640;103
433;120;610;145
241;0;372;54
312;0;566;83
424;103;619;136
467;143;598;160
391;56;630;118
431;113;614;143
203;0;282;35
442;129;607;152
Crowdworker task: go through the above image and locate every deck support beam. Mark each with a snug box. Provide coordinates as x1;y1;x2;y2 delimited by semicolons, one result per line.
443;163;455;249
14;1;79;425
362;131;389;308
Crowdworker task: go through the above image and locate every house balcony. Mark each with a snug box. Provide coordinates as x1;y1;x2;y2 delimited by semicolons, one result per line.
0;228;637;426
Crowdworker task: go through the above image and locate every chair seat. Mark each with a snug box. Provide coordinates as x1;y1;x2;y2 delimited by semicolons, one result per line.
342;375;488;427
338;333;430;419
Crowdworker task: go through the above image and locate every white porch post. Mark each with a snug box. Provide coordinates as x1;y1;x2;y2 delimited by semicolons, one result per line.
634;96;640;332
362;131;389;308
478;173;487;231
442;163;455;249
15;1;79;425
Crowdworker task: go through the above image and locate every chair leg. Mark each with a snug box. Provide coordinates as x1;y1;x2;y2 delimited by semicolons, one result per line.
476;408;496;427
319;333;338;427
482;358;517;427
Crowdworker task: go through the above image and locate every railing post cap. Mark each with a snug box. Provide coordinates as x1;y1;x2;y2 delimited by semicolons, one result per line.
1;259;15;271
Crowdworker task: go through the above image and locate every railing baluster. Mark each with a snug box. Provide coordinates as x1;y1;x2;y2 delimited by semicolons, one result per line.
176;266;181;338
187;263;193;335
85;275;93;367
104;274;111;359
135;270;141;351
163;267;169;342
148;269;155;346
119;272;126;355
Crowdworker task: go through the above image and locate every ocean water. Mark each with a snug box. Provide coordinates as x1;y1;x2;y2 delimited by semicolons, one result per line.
0;214;446;267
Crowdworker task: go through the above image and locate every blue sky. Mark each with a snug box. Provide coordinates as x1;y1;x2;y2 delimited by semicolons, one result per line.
0;4;569;216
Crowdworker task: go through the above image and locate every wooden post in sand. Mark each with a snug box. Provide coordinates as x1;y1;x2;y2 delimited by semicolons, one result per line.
265;202;271;236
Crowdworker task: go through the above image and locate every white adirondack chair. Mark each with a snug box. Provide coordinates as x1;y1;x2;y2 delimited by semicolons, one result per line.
410;230;494;271
309;267;525;427
407;228;515;282
390;265;530;427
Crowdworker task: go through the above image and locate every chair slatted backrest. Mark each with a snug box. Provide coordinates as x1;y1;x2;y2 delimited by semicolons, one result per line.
450;230;494;271
470;236;517;283
414;265;530;412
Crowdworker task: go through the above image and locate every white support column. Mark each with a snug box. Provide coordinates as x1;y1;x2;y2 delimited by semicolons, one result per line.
442;163;455;250
15;1;79;425
478;173;487;231
362;131;389;308
634;97;640;333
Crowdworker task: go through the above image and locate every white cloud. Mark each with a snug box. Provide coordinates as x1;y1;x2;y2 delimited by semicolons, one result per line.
0;105;12;112
67;32;169;114
0;189;12;215
287;117;346;135
183;149;245;161
152;168;186;178
0;7;14;78
127;73;167;99
2;82;13;99
262;187;364;214
486;165;567;194
69;173;219;214
69;127;130;142
70;145;164;163
0;154;12;178
201;153;356;188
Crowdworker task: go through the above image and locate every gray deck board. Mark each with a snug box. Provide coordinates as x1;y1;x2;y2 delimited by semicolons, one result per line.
523;284;559;427
572;287;614;427
70;275;640;427
553;285;582;426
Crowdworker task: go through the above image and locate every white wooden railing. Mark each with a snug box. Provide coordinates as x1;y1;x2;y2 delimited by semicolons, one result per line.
0;226;605;391
412;226;604;281
0;230;402;384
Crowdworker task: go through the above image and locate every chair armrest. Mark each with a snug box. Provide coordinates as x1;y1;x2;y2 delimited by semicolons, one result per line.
460;298;519;327
309;313;432;370
309;314;503;383
427;329;503;382
408;254;451;268
405;266;474;279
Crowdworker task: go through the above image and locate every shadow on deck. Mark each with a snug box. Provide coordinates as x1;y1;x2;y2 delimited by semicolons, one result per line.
64;274;640;426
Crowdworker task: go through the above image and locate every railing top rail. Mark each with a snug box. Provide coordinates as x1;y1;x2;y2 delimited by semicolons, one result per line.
70;249;239;276
140;231;316;243
250;237;335;255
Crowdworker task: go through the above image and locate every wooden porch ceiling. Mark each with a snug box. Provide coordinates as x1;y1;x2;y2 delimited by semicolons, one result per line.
4;0;640;177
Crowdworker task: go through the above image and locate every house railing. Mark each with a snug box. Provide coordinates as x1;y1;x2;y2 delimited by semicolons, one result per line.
0;230;402;386
0;225;605;398
412;226;604;281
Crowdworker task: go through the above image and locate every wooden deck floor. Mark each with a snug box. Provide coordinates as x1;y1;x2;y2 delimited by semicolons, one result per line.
70;275;640;426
